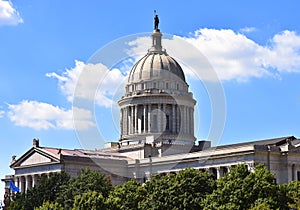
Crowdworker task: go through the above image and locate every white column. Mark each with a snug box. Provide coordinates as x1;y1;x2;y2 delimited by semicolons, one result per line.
19;176;24;193
125;108;128;135
143;105;147;133
131;106;134;134
32;175;36;188
216;167;221;179
176;105;180;133
172;104;176;133
186;107;189;134
158;104;161;132
134;105;138;134
191;107;194;136
148;104;151;132
14;176;19;190
163;104;166;131
25;175;30;192
183;106;187;134
120;108;123;135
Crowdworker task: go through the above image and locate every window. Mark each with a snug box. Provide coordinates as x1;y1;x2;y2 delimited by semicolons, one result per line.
141;115;144;131
166;82;169;89
153;82;156;89
166;115;170;130
177;84;179;90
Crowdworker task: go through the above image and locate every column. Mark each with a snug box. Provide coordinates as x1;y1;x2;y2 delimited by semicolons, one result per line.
19;176;24;193
14;176;19;190
134;105;138;134
191;107;194;136
131;106;134;134
176;105;180;133
183;106;187;134
32;174;37;188
157;104;161;132
172;104;176;134
143;105;147;133
125;108;128;135
216;167;221;179
186;107;189;134
148;104;151;132
120;108;123;135
163;104;166;131
25;175;30;191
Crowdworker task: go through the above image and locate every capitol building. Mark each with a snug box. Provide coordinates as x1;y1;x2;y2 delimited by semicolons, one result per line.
2;17;300;195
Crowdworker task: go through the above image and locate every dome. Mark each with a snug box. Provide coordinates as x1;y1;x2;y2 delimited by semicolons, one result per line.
127;29;186;84
128;51;186;84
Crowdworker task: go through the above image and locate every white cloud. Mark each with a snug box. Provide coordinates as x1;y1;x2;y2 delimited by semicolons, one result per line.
126;29;300;82
7;100;94;130
240;27;256;33
0;0;23;25
183;29;300;82
46;60;126;108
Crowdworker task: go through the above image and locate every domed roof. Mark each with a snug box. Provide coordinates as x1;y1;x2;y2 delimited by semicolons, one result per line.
127;29;186;84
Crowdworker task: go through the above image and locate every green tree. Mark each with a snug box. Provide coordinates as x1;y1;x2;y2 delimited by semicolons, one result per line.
106;179;146;210
139;168;216;210
8;172;70;210
34;201;63;210
203;164;284;210
72;191;107;210
284;180;300;209
57;168;112;209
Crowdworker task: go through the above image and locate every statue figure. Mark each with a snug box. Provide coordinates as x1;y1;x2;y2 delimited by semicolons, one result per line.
154;14;159;30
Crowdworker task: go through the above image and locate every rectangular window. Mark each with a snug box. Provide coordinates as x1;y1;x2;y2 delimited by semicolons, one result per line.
166;115;170;130
297;171;300;181
153;82;156;89
166;82;169;89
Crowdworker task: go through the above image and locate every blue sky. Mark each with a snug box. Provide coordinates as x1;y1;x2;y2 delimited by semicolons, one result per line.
1;0;300;198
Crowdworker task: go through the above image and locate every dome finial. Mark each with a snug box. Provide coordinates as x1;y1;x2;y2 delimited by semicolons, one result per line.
149;11;163;53
154;10;159;30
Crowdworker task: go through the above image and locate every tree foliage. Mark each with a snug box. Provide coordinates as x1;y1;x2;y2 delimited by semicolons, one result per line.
8;172;70;210
106;179;146;210
284;180;300;209
139;168;216;210
202;164;284;210
7;165;300;210
34;201;63;210
57;168;112;209
72;191;107;210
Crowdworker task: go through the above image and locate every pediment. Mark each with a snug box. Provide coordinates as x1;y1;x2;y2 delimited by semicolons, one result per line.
11;148;60;168
20;152;52;166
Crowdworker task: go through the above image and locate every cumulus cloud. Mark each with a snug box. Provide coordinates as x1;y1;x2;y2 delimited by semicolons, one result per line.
0;0;23;25
46;60;126;108
7;100;94;130
126;29;300;82
184;29;300;82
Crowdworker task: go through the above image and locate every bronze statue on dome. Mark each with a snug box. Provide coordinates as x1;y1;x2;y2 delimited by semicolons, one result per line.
154;14;159;30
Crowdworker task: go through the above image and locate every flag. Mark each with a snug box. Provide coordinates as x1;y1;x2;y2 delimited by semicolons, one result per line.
9;180;20;192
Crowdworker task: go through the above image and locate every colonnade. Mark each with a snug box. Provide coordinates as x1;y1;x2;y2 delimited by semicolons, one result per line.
120;103;194;137
13;173;48;193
